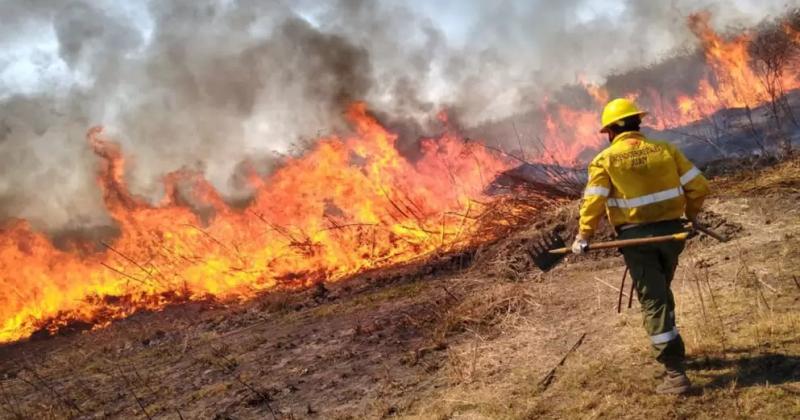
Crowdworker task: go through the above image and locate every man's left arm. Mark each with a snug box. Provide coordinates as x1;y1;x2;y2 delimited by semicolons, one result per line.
670;146;710;220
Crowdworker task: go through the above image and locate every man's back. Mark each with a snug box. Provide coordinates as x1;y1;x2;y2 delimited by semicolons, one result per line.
579;131;709;237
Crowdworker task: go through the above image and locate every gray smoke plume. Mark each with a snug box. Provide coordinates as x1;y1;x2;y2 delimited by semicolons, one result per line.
0;0;791;232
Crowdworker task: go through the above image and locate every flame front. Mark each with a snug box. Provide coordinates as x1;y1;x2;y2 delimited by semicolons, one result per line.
0;104;513;343
539;12;800;162
2;13;799;343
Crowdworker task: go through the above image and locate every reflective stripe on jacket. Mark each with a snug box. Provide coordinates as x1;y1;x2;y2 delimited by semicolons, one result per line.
578;131;710;238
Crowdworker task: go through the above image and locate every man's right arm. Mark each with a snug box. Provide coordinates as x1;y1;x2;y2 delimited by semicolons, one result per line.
578;155;611;240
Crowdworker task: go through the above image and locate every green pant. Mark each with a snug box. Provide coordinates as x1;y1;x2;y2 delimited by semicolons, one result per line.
618;220;686;366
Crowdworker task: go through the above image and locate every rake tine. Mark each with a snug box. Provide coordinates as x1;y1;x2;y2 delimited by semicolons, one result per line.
527;230;568;272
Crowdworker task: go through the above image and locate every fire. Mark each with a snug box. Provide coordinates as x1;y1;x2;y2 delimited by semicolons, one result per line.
787;24;800;44
676;12;799;121
2;12;800;343
540;103;605;165
537;12;800;163
0;103;514;343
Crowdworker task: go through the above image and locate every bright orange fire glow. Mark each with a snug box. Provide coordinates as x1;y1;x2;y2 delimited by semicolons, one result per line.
2;13;799;343
677;12;798;121
540;12;800;161
539;103;605;164
785;22;800;44
0;103;513;343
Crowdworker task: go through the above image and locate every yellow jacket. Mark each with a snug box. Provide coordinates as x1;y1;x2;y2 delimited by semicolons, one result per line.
579;131;710;238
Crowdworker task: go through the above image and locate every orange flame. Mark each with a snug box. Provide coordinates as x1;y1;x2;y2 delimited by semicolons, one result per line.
534;12;800;163
2;13;800;343
784;21;800;46
0;103;513;343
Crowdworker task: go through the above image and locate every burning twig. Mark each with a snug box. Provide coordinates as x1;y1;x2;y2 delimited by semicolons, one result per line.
437;154;459;187
100;262;152;288
447;201;474;250
439;212;446;249
460;146;487;188
397;189;427;223
183;224;247;265
531;135;584;193
101;242;164;285
370;225;377;261
378;186;413;221
398;225;439;236
316;222;377;234
247;210;299;244
158;243;203;265
473;142;528;165
385;186;429;232
380;188;443;247
511;120;527;162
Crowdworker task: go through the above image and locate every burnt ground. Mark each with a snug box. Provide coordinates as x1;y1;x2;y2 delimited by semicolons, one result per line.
1;157;799;419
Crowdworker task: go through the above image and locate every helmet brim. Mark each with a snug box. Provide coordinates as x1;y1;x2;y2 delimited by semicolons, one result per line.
599;111;648;133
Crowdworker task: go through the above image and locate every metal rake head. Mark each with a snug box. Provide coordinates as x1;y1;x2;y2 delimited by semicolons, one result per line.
526;231;567;272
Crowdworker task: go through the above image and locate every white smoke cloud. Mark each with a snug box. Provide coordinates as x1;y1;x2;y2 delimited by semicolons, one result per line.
0;0;791;231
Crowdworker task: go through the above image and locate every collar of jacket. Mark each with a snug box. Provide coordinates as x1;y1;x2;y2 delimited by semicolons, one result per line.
611;131;645;145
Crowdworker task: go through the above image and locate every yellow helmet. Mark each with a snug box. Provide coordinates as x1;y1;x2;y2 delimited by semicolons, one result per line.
600;98;647;133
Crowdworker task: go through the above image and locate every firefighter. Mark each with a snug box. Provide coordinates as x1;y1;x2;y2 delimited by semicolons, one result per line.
573;98;710;394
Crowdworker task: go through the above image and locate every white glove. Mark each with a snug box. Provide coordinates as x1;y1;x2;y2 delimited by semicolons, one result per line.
571;237;588;255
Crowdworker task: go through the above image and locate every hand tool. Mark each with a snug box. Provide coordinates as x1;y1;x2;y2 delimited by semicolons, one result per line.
529;232;689;272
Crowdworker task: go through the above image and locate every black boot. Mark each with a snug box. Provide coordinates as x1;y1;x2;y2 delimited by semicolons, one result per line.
656;361;691;395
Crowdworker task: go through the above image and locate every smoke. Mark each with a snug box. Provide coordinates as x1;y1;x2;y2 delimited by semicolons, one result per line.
0;0;791;231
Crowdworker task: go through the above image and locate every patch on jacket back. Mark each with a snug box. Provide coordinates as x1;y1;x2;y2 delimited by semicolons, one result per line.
608;143;662;165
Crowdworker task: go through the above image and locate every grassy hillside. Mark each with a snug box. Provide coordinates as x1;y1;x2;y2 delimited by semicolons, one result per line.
1;158;798;419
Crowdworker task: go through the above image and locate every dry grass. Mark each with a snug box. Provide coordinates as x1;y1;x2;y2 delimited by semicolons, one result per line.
2;158;798;419
434;282;538;339
401;157;800;420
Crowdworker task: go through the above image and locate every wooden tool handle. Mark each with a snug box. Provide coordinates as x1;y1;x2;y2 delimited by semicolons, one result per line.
693;224;729;243
678;218;730;243
549;232;689;254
